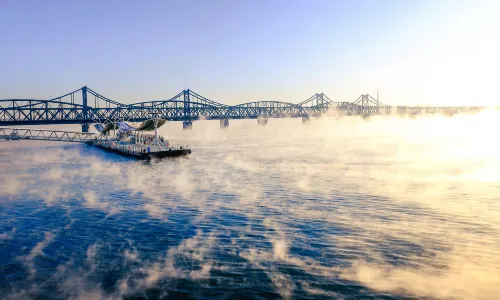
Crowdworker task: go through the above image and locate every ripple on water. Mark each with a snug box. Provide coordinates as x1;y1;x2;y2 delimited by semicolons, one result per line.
1;115;500;299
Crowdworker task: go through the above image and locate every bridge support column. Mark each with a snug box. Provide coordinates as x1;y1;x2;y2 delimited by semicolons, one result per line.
183;120;193;130
82;124;90;133
302;116;310;124
220;118;229;128
257;116;268;126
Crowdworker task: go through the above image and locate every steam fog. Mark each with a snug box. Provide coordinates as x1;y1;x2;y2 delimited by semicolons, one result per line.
1;112;499;299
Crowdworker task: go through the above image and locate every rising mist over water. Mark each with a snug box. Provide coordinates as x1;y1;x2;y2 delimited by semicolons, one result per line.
1;113;499;299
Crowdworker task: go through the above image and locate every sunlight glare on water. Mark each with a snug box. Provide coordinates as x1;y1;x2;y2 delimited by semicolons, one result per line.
1;112;499;299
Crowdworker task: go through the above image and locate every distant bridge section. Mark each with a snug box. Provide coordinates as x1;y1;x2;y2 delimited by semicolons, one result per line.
331;94;484;116
0;86;486;131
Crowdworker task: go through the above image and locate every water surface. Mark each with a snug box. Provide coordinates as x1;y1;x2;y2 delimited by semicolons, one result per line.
1;114;499;299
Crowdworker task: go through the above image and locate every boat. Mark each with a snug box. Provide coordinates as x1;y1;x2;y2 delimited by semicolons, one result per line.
87;115;191;159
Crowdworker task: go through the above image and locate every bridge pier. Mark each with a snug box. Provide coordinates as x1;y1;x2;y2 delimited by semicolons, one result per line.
82;124;90;133
302;116;310;124
183;120;193;130
220;118;229;128
257;116;268;126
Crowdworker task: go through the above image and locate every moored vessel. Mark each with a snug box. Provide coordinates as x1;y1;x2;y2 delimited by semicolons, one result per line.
88;115;191;159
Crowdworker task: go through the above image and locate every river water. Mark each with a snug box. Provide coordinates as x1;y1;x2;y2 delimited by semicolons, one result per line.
1;112;499;299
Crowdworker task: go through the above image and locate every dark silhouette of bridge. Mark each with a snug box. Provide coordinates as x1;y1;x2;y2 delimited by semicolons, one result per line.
0;86;485;132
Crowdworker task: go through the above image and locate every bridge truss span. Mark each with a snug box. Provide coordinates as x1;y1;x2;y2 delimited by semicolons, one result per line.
0;86;487;130
227;101;304;119
0;127;95;142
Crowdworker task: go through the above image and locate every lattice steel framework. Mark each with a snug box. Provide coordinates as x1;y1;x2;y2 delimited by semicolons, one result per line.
0;86;486;129
0;127;95;142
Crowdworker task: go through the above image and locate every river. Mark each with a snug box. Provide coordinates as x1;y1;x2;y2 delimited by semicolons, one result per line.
1;112;499;299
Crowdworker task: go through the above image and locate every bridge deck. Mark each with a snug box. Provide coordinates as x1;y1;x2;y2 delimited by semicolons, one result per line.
0;127;95;143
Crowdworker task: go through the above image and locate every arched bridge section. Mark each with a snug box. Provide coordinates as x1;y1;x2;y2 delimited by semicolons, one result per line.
0;86;486;131
0;87;332;126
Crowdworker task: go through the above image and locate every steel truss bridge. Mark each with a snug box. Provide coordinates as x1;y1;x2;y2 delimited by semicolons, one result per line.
0;127;95;142
0;86;485;132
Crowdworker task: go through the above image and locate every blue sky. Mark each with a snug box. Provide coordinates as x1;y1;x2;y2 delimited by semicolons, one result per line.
1;0;498;105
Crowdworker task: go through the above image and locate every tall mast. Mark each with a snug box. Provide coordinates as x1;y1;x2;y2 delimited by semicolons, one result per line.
152;110;159;145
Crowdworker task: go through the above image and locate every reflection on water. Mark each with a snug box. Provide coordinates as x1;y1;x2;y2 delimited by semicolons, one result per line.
1;112;499;299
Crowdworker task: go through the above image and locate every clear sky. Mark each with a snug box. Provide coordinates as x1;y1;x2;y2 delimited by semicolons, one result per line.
1;0;499;106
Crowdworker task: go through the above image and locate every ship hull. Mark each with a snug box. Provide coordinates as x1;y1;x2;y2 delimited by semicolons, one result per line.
90;143;191;159
148;149;192;159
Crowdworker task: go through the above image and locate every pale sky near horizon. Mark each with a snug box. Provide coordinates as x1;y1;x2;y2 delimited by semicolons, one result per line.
1;0;499;106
